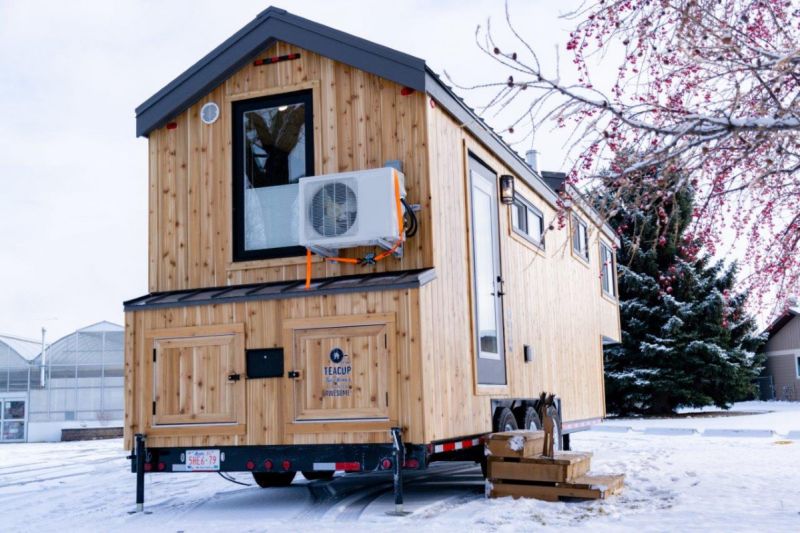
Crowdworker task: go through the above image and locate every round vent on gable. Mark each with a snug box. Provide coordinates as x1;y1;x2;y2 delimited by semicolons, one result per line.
200;102;220;124
309;181;358;237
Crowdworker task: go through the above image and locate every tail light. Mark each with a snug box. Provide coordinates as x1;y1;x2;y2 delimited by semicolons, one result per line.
245;460;255;470
403;458;420;469
263;459;273;471
381;458;393;470
282;460;292;471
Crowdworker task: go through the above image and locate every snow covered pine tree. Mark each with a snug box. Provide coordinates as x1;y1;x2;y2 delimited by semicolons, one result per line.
601;181;764;416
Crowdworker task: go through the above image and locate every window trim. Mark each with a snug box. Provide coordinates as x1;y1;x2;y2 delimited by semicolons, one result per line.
231;89;315;262
796;355;800;379
599;241;617;299
571;214;590;263
510;194;546;250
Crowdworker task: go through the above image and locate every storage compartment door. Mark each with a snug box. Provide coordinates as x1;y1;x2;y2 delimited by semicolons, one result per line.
292;323;392;422
152;333;245;426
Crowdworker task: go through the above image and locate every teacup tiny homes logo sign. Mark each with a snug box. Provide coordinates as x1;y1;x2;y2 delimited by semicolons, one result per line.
323;347;351;398
329;347;345;363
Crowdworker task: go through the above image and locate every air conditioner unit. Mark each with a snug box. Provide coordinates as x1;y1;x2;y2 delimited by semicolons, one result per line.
298;167;406;256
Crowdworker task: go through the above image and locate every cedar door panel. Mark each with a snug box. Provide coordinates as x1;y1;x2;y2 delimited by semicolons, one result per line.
153;334;245;426
292;323;392;422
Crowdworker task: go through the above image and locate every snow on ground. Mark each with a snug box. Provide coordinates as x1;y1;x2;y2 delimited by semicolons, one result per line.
1;401;799;532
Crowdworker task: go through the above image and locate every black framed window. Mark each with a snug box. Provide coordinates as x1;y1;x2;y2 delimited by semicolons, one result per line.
571;214;589;261
232;90;314;261
511;195;545;249
600;242;616;297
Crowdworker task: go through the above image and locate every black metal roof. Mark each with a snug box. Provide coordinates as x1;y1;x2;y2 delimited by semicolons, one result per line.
124;268;436;311
540;171;567;193
136;6;618;243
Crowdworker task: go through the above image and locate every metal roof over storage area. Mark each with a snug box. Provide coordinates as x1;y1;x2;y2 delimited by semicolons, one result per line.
125;269;437;311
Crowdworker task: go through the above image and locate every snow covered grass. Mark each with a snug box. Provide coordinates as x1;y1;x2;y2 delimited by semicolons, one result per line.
1;402;799;531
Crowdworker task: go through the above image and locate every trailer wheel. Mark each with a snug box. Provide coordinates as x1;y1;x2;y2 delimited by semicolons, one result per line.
493;407;518;432
512;406;541;430
302;470;335;480
252;471;296;488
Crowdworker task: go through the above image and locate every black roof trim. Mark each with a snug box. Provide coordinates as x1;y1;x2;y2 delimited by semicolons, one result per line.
135;6;425;137
124;268;436;311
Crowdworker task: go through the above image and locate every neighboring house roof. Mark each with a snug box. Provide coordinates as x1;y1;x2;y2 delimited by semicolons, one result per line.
540;171;567;194
77;321;124;333
125;268;436;311
0;333;43;362
135;6;618;243
764;306;799;338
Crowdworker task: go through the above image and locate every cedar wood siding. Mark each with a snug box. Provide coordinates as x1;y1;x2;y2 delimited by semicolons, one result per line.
420;105;619;440
146;42;432;293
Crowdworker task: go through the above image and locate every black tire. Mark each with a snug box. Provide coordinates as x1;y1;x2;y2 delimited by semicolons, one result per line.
252;471;296;488
513;406;541;431
493;407;518;432
551;410;564;451
302;470;335;481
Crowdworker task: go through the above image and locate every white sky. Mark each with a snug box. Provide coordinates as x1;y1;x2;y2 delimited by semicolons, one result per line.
0;0;605;341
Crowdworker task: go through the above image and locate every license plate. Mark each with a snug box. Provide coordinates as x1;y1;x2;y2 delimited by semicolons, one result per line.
185;449;221;471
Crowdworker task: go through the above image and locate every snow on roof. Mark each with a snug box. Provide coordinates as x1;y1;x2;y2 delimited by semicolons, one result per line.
0;333;43;361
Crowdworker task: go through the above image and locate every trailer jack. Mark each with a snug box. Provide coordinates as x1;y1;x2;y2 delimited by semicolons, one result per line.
128;433;151;514
386;427;411;516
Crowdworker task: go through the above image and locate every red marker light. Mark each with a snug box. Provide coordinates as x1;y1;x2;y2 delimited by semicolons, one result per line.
166;122;178;130
400;87;415;96
158;462;166;471
282;460;291;471
403;458;420;469
263;459;273;471
246;460;255;470
144;463;152;472
381;458;393;470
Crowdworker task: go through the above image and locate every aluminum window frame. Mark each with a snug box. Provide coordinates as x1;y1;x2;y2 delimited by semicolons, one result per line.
599;241;617;299
511;194;546;250
571;214;590;262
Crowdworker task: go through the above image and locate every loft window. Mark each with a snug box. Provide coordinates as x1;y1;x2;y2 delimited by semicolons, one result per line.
571;214;589;261
600;242;617;298
232;90;314;261
511;195;545;249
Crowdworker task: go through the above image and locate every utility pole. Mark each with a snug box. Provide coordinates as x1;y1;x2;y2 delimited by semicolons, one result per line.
40;327;47;387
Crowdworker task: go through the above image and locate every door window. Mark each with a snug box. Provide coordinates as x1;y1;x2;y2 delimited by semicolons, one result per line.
1;400;26;442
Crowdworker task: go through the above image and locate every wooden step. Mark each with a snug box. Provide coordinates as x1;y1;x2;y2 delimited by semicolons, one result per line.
488;451;592;483
486;430;545;459
487;473;625;502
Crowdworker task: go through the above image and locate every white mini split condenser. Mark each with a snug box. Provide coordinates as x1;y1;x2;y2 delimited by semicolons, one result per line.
298;167;406;256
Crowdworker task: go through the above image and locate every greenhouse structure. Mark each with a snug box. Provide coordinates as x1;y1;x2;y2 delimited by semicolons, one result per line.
0;321;123;442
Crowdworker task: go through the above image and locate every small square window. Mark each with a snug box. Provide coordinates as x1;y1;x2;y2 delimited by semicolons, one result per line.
796;356;800;379
511;196;545;249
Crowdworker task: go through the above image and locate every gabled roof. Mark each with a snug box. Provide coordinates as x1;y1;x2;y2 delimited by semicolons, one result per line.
764;306;799;338
136;6;425;137
136;6;618;243
124;269;436;312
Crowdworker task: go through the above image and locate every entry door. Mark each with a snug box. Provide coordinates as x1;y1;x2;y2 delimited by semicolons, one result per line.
152;334;245;426
0;399;26;442
469;157;507;385
292;323;392;421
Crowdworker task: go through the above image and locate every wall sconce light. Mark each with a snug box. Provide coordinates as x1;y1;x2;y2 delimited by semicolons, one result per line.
499;174;515;205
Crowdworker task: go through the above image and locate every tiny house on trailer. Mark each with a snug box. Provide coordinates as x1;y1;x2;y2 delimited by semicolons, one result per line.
123;6;621;507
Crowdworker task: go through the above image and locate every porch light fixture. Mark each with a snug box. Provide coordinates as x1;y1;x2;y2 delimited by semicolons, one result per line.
499;174;515;204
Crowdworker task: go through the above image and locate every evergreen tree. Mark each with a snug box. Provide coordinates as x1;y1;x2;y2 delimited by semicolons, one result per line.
601;184;765;416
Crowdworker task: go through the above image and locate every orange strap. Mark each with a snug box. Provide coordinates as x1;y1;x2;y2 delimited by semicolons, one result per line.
319;171;406;267
305;248;312;289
